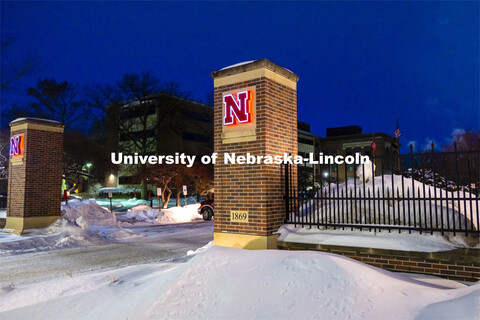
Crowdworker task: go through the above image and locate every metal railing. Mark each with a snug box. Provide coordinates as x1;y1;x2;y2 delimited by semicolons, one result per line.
284;143;480;236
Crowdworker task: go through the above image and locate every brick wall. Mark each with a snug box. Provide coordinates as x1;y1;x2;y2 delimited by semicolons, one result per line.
213;68;298;237
7;120;64;218
278;241;480;282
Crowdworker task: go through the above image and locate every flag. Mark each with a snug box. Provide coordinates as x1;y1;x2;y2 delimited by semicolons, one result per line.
370;140;376;151
394;128;401;138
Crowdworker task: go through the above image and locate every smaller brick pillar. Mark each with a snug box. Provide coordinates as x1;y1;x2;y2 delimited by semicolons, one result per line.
5;118;64;234
211;59;298;249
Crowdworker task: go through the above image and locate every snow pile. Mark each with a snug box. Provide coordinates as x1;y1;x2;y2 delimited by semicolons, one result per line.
0;200;118;255
118;204;202;225
298;174;479;232
277;225;470;252
356;159;375;182
0;246;478;319
187;240;214;255
62;199;117;230
0;219;106;255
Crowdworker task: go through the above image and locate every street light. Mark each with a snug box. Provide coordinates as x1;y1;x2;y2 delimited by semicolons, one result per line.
85;162;93;192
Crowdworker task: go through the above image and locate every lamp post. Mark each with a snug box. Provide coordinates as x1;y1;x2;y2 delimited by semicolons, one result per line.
85;162;92;192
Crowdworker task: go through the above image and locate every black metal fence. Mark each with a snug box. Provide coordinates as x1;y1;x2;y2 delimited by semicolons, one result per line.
284;144;480;237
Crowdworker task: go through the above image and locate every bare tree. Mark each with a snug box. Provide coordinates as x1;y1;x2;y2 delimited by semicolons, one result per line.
444;130;480;152
26;79;86;127
0;37;39;92
148;163;212;208
0;129;9;179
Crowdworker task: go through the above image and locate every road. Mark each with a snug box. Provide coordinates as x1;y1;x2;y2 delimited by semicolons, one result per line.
0;221;213;286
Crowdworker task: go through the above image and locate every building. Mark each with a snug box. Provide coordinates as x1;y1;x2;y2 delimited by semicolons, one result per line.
106;93;213;190
317;125;396;182
297;121;320;189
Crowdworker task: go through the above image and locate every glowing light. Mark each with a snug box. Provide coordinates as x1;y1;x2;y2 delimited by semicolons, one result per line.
223;90;253;126
9;134;24;157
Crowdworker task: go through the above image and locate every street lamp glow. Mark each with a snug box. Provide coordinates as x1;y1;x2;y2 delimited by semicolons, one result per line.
323;171;329;178
85;162;92;168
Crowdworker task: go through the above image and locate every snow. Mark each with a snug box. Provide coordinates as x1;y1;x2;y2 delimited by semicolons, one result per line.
0;199;203;255
220;60;255;70
277;225;467;252
94;196;199;212
61;199;117;229
0;200;117;255
0;244;478;319
117;203;202;225
94;197;149;211
356;159;375;182
0;218;107;255
10;117;60;124
299;173;479;232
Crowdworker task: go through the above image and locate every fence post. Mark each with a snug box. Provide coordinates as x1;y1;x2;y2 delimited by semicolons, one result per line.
284;163;289;223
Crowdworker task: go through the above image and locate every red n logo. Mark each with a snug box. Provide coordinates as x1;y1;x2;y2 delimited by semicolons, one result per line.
10;135;23;157
223;90;253;126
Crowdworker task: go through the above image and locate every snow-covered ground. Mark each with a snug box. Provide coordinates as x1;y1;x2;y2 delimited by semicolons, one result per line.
277;225;475;252
0;243;478;320
0;199;203;256
117;203;202;225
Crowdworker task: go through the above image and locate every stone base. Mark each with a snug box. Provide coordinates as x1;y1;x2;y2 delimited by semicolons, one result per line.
3;216;60;235
214;232;279;250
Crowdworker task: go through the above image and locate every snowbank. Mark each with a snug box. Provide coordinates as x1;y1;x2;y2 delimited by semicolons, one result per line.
0;200;118;255
0;200;206;255
0;218;107;255
117;203;202;225
299;174;479;232
277;225;469;252
0;245;478;319
62;199;117;230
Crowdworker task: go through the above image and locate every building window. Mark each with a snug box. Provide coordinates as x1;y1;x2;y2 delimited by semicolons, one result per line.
331;149;337;172
298;137;314;145
182;131;209;143
119;129;156;141
119;105;156;120
183;110;211;122
345;148;353;172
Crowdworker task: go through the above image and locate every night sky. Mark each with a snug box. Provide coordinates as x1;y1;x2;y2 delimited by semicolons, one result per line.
1;1;478;153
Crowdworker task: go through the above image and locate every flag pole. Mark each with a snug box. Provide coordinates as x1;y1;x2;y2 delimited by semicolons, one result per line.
396;117;400;172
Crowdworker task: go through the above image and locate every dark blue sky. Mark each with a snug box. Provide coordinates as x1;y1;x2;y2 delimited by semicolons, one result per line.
1;1;478;152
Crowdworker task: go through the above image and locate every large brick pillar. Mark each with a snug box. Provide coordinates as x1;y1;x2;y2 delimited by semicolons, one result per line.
5;118;64;234
212;59;298;249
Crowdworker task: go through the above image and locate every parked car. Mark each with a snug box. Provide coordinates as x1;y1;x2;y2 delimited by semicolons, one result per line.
198;194;214;221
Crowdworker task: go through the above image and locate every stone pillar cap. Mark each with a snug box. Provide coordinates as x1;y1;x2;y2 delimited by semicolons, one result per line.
211;59;299;82
10;117;63;127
